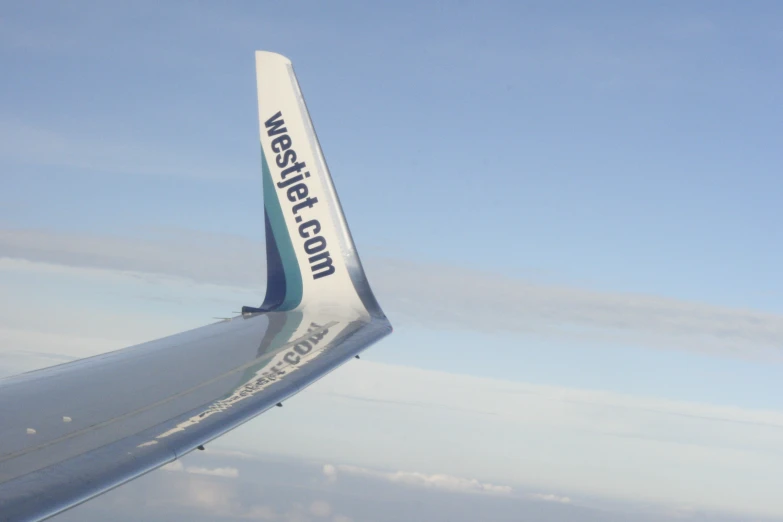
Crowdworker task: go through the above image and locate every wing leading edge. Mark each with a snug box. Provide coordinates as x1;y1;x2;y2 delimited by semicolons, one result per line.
0;51;391;522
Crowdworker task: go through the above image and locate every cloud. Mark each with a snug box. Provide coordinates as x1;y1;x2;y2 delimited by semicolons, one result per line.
136;473;244;517
0;119;250;180
322;464;337;483
0;326;118;377
234;359;783;518
531;493;572;504
245;505;278;520
205;448;258;460
312;360;783;446
162;460;239;478
282;503;313;522
2;226;783;362
186;466;240;478
325;463;512;496
0;228;264;288
371;258;783;362
309;501;332;517
133;469;279;520
162;461;185;472
57;446;760;522
0;258;257;372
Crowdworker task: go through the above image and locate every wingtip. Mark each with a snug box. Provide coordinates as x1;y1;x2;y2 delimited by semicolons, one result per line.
255;50;292;66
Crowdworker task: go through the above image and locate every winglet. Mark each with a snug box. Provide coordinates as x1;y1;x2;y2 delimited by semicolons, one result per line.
244;52;383;319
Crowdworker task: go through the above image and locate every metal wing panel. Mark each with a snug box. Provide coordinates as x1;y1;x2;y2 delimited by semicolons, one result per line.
0;311;391;521
0;50;393;521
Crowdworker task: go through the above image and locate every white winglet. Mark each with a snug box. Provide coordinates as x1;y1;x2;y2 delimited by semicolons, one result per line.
245;51;383;320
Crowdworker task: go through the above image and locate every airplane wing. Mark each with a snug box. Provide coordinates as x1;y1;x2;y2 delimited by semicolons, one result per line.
0;51;392;522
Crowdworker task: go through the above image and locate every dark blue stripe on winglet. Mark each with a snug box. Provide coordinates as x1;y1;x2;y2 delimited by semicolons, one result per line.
260;209;286;310
243;147;303;315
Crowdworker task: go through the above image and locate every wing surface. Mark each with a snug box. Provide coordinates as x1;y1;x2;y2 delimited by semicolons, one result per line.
0;51;391;522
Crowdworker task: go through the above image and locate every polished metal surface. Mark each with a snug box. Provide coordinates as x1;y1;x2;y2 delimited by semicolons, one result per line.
0;50;393;521
0;310;391;521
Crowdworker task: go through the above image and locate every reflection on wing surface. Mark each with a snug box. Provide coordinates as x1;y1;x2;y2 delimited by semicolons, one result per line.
0;311;389;520
0;51;392;521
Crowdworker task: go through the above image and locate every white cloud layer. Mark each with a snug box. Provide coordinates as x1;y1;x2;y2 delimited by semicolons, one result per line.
214;359;783;518
531;493;572;504
162;460;239;478
324;463;513;495
1;226;782;362
0;119;250;180
372;258;783;362
308;501;332;517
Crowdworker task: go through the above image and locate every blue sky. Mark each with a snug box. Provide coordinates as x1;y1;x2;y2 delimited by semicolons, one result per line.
2;1;783;520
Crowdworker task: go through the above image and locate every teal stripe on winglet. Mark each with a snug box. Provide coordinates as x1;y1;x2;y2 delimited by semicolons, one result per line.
262;149;303;310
